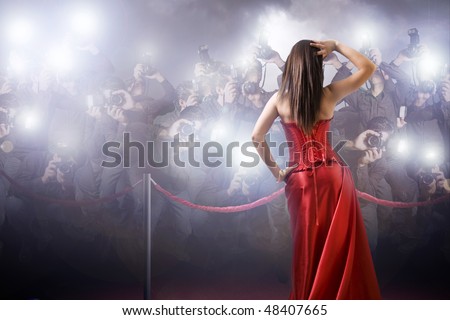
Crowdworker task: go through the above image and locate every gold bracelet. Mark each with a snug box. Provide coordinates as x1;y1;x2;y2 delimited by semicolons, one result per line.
277;169;286;182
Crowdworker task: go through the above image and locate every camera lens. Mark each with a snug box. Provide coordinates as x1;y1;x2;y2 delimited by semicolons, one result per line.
242;82;259;95
110;94;124;106
57;162;73;175
421;173;435;185
180;123;194;136
367;134;381;148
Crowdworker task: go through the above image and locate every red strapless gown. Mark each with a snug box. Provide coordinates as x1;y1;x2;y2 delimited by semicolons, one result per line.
281;118;381;300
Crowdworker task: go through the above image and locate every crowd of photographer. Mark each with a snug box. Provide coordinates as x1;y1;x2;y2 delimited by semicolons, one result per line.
327;29;450;276
0;38;294;280
0;28;449;286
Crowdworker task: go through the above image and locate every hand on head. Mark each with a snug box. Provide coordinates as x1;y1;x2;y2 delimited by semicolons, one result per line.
310;40;337;59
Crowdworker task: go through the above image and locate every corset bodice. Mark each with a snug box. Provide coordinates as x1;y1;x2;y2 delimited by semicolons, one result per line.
280;118;339;170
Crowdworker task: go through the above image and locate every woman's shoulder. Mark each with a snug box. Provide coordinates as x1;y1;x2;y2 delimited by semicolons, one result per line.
274;92;291;119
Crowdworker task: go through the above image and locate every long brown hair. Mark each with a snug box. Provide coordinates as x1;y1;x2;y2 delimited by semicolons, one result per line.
279;40;324;135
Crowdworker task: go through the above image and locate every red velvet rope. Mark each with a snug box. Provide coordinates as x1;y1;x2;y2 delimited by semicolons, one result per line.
153;183;285;213
154;182;450;213
2;170;449;211
356;190;450;208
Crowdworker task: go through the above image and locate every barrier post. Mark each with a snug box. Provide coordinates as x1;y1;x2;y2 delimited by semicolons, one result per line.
143;173;152;299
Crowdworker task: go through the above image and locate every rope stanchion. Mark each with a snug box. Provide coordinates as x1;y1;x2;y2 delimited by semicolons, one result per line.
143;173;152;300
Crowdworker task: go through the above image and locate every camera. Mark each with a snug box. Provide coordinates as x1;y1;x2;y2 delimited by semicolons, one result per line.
52;142;76;175
420;171;439;185
179;122;195;136
87;92;124;108
407;28;420;58
366;132;383;149
55;160;74;175
140;52;156;76
108;93;125;107
242;81;260;96
256;32;275;60
198;45;218;74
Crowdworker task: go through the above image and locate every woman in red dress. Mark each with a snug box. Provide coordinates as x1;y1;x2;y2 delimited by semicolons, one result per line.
252;39;381;299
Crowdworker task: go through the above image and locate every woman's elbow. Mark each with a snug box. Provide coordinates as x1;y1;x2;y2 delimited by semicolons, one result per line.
251;132;264;144
367;61;377;76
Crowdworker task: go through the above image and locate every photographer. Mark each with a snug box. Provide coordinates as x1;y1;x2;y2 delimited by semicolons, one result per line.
386;72;450;224
0;110;11;241
153;80;201;135
436;71;450;161
5;143;79;261
1;94;24;237
93;73;174;228
199;72;245;135
239;60;277;119
249;39;286;73
10;66;55;154
328;47;412;138
102;61;174;135
72;41;115;91
127;62;174;102
402;70;449;177
406;161;450;265
47;71;94;157
405;80;445;151
341;116;395;255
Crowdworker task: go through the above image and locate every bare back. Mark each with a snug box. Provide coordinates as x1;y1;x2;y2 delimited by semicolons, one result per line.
276;87;335;125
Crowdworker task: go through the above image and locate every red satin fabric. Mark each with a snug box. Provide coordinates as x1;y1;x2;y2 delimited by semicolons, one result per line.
281;119;381;300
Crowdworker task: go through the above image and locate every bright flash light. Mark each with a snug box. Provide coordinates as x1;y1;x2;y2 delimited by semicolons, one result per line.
353;24;376;47
258;11;288;47
397;139;409;154
360;32;371;41
19;111;40;130
239;57;253;69
7;18;34;45
424;150;437;161
418;56;440;80
46;46;74;72
8;51;27;74
70;9;99;39
257;9;307;58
